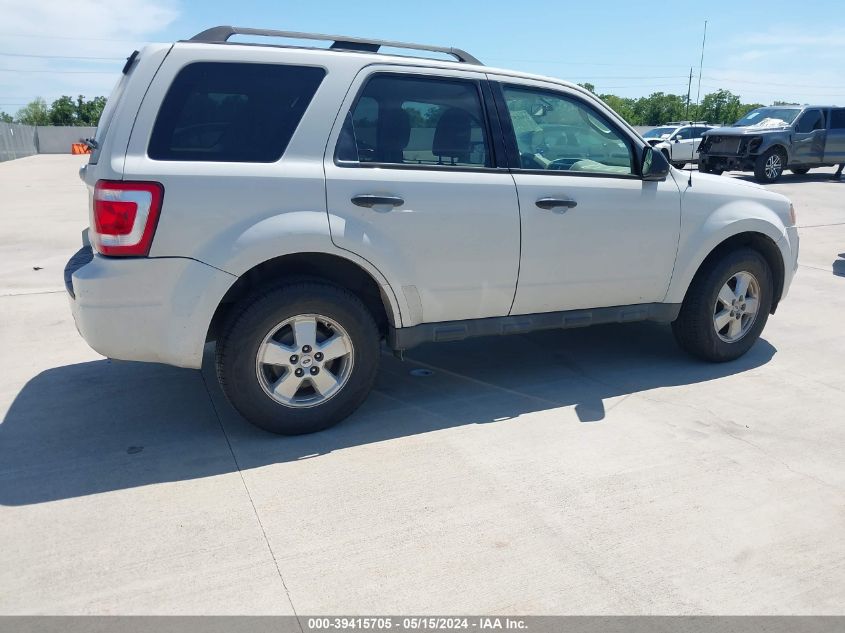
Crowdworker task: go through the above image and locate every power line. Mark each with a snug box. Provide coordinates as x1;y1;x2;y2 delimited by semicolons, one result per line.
0;67;116;74
0;51;123;61
0;32;142;43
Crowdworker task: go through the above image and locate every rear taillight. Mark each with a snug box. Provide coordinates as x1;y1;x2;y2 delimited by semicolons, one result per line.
92;180;163;256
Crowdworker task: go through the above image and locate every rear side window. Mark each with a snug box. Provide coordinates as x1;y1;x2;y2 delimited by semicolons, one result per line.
830;109;845;129
149;62;325;162
336;74;492;168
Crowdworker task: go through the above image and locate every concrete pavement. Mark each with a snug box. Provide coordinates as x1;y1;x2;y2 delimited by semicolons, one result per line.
0;155;843;614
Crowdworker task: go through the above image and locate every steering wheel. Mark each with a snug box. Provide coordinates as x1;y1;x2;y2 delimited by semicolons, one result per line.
547;157;575;170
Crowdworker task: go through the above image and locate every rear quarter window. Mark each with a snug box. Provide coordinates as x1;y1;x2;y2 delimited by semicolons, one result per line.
830;109;845;129
148;62;325;162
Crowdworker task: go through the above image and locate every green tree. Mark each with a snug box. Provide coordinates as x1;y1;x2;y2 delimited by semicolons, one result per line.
578;82;596;94
49;96;77;126
15;97;50;126
0;111;13;124
76;95;107;126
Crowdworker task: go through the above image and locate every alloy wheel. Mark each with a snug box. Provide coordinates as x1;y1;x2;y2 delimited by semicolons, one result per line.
764;153;782;180
255;314;354;407
713;271;761;343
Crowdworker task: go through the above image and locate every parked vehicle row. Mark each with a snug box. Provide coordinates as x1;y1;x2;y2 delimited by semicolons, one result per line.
643;121;715;169
66;27;799;434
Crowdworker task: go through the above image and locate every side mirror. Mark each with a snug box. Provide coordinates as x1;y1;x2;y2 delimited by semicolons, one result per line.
642;146;670;181
673;137;680;143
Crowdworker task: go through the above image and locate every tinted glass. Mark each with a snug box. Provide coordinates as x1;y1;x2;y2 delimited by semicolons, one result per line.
795;109;825;133
149;62;325;162
336;74;491;167
674;127;693;140
829;109;845;129
502;86;633;175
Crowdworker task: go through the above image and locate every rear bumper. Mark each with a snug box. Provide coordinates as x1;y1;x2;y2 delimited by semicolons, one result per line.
66;247;236;369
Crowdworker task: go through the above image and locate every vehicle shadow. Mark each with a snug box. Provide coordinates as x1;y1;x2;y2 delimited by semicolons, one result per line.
730;171;840;185
0;322;776;506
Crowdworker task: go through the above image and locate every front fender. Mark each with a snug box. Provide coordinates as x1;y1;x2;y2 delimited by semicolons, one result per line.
665;196;789;305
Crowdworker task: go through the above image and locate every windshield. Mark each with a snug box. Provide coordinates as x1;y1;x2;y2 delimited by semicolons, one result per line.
733;107;800;128
643;126;676;139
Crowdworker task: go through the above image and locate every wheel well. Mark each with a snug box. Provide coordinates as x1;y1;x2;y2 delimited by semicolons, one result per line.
765;144;789;160
692;232;785;313
207;253;393;342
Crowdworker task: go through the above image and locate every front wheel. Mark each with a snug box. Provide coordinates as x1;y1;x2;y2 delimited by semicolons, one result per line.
216;282;380;435
672;248;773;362
671;161;687;169
754;147;786;183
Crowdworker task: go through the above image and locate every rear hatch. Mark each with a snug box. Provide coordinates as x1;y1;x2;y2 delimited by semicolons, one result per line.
80;44;173;189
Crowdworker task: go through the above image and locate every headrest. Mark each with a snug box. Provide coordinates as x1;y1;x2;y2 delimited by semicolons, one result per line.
377;107;411;150
433;108;473;161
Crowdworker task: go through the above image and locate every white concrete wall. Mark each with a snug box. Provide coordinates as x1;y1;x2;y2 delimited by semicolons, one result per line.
0;124;97;161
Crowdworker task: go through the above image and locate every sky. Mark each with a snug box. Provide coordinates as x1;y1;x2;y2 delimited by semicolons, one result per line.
1;0;844;118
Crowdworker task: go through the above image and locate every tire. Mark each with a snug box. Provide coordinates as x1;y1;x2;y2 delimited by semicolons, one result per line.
791;167;810;175
672;248;773;362
753;147;786;183
671;161;687;169
216;282;380;435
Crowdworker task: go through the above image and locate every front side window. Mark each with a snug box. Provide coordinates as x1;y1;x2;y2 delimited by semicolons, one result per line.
795;109;825;133
502;85;633;175
674;127;694;140
336;74;491;168
149;62;325;162
831;109;845;129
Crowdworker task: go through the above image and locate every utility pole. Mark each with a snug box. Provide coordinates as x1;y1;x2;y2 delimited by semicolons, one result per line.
695;20;708;107
685;67;693;119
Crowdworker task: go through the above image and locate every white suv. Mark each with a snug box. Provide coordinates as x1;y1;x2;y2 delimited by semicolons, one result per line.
643;122;715;168
66;27;799;435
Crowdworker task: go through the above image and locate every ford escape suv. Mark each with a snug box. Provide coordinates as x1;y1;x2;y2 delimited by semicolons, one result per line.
66;27;800;435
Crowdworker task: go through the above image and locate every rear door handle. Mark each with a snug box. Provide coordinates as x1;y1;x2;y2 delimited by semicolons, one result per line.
351;195;404;209
536;197;577;211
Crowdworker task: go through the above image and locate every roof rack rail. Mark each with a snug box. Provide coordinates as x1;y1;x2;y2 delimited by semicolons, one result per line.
188;26;482;65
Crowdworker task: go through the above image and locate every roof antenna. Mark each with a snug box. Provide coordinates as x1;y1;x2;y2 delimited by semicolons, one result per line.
690;19;707;188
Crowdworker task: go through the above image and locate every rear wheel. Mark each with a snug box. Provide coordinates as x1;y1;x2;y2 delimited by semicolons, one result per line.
216;282;380;435
754;147;786;183
672;248;772;362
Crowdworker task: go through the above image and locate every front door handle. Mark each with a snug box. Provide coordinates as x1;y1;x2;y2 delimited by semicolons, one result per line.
351;195;405;209
536;197;577;211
